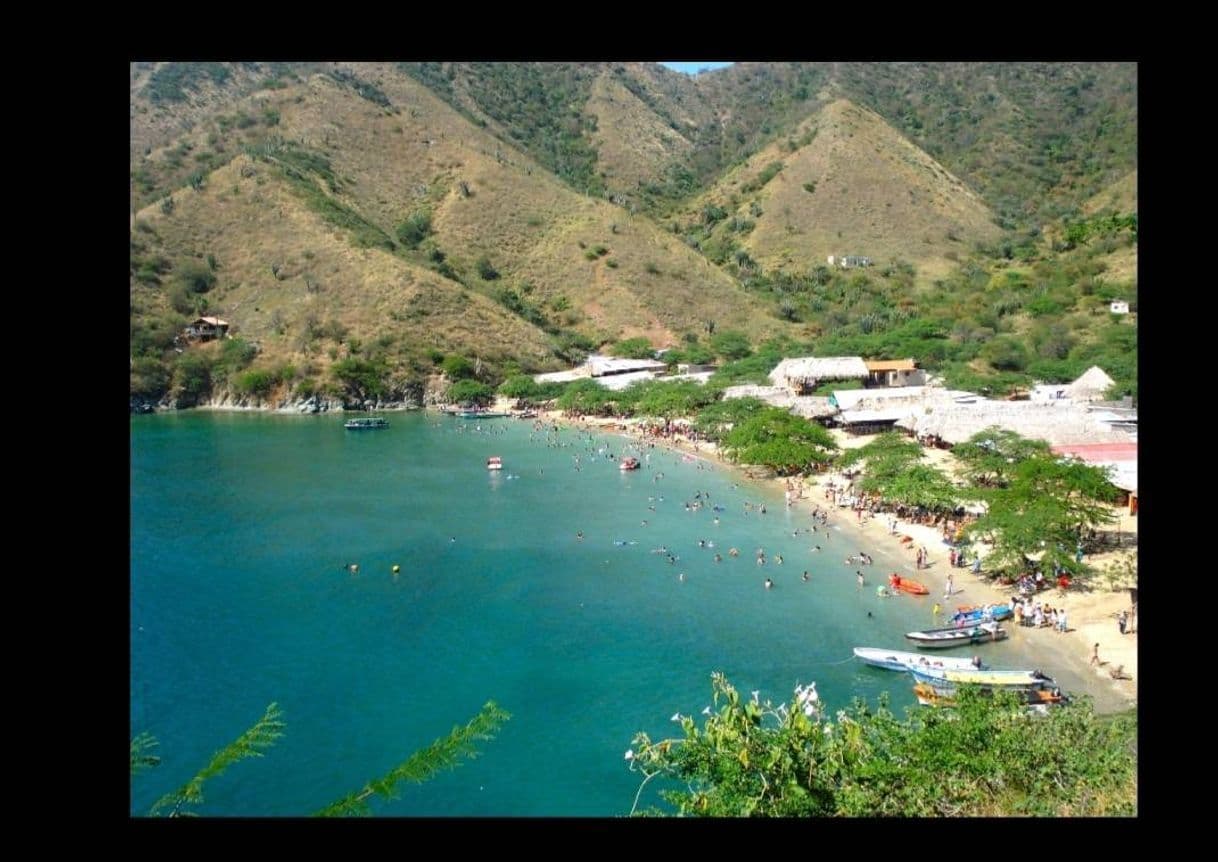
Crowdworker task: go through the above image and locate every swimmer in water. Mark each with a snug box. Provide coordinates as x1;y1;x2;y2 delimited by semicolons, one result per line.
802;571;810;582
764;578;773;590
576;531;584;540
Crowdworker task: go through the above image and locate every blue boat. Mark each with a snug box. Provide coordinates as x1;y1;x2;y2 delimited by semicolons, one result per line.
948;603;1014;626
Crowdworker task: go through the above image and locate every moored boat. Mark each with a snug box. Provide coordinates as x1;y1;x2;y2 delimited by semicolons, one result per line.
852;648;985;673
910;667;1054;688
905;622;1007;649
619;456;641;471
344;417;389;430
913;681;1068;708
949;603;1014;625
487;456;503;471
456;410;511;419
888;573;929;595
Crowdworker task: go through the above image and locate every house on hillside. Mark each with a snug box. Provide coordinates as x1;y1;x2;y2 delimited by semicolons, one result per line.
1110;300;1129;314
827;255;873;268
864;358;926;388
183;317;230;342
769;356;869;395
532;354;668;388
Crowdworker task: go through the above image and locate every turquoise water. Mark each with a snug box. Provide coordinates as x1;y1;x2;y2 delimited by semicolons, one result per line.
131;412;941;816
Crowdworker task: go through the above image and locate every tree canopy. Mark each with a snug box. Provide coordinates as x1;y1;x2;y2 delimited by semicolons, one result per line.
721;408;837;475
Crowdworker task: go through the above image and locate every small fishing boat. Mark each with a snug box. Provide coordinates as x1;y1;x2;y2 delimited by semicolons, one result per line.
344;417;388;430
619;456;641;471
888;573;929;595
456;410;511;419
949;603;1014;624
905;622;1006;649
913;682;1067;708
852;648;985;673
910;667;1054;688
486;456;503;471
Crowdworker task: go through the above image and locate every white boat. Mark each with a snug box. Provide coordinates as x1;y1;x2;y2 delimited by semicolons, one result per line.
905;621;1006;649
486;456;503;471
852;648;985;673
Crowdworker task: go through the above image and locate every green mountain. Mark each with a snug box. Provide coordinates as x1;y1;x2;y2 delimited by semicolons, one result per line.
130;61;1136;407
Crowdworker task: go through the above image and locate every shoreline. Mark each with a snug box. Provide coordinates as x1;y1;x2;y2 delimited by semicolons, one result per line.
538;408;1136;714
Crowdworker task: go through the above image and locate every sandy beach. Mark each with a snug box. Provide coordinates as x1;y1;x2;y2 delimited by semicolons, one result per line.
532;406;1137;714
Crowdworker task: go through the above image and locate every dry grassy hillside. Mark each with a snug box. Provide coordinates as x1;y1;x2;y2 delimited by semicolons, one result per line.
586;72;693;195
269;64;778;346
132;154;557;372
1083;170;1137;217
693;99;1001;283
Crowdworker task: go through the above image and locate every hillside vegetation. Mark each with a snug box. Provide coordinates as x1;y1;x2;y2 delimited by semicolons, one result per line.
131;61;1136;406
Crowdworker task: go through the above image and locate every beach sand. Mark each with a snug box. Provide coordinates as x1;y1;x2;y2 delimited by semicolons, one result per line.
535;407;1137;714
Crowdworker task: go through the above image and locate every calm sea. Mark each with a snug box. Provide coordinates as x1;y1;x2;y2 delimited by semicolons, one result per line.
131;411;953;816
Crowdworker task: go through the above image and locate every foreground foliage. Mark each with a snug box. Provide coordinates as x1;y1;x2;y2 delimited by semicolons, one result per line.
627;673;1135;816
134;701;508;816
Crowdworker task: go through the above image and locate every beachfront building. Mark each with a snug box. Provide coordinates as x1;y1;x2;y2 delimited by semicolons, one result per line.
534;354;669;388
897;400;1134;449
1051;442;1138;515
769;357;869;395
829;386;979;436
864;358;926;388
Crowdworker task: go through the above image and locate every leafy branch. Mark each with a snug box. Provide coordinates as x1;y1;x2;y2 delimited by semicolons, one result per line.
150;703;286;816
316;701;510;817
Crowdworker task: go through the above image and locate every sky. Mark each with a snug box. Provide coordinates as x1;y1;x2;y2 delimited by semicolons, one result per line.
658;62;735;76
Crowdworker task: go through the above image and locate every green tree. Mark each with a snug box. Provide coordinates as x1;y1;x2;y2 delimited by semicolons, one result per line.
710;331;753;361
331;357;390;400
721;408;837;475
172;351;213;405
441;354;476;380
953;427;1051;488
447;379;494;406
627;673;1136;817
395;210;432;248
965;448;1119;577
556;378;613;415
498;374;540;400
692;397;765;442
476;256;500;280
611;337;656;359
177;262;217;294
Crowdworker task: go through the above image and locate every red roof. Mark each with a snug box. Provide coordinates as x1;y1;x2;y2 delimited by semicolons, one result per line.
1050;442;1137;463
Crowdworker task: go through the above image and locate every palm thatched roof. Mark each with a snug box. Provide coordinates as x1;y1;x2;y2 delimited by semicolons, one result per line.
769;356;869;386
1066;366;1116;401
897;400;1133;446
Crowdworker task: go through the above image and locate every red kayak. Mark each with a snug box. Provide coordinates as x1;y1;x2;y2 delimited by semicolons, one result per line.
889;574;929;595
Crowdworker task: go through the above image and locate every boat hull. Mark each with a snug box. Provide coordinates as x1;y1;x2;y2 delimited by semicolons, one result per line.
905;624;1007;649
852;648;984;673
910;668;1053;687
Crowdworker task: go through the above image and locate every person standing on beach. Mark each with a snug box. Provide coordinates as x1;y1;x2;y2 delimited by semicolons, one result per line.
1118;610;1128;635
1090;643;1100;666
944;573;953;599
